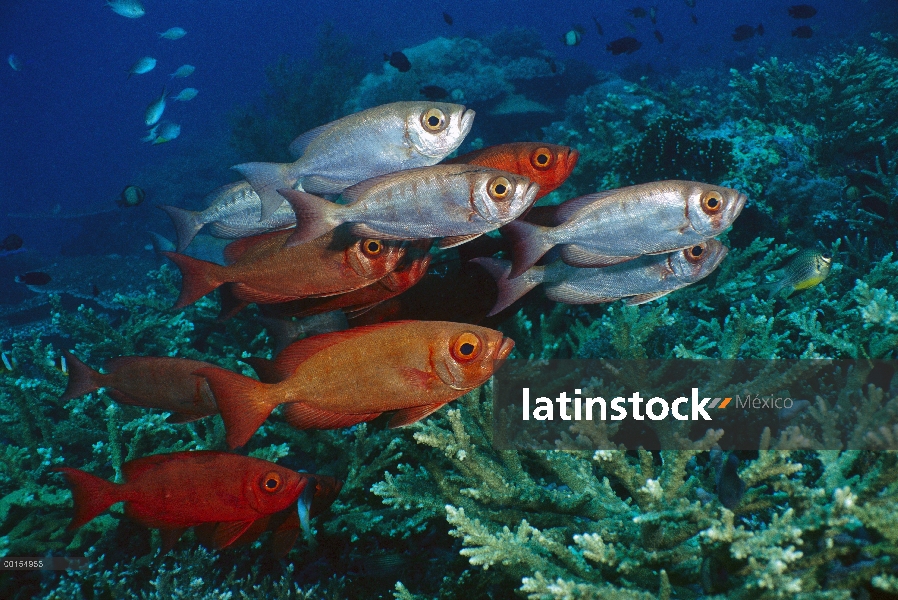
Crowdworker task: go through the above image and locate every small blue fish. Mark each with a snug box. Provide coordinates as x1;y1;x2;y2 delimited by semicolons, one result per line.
7;54;22;72
158;27;187;40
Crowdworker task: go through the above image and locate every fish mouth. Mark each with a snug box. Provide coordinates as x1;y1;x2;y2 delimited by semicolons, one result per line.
494;336;515;366
731;192;748;218
459;109;476;137
565;148;581;173
522;182;540;209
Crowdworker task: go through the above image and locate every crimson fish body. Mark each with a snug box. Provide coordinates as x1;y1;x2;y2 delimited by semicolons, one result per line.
195;321;514;448
53;451;308;551
448;143;579;200
163;227;405;309
60;352;219;423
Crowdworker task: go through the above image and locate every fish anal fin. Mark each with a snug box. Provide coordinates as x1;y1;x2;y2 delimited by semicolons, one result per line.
282;403;381;430
212;520;256;549
561;245;637;268
624;290;672;306
438;233;482;249
388;403;447;427
159;527;187;553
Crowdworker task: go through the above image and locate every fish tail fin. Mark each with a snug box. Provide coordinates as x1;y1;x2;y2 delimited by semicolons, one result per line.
232;162;292;221
60;352;103;402
51;467;122;530
501;220;554;279
161;252;225;309
159;205;204;253
192;367;275;449
278;189;344;247
471;257;542;316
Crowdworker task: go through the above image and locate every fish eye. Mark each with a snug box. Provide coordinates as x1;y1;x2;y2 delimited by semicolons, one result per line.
821;252;832;262
362;239;383;256
421;108;447;133
701;191;724;214
685;244;705;263
261;472;282;493
530;147;555;171
488;176;512;201
451;332;482;362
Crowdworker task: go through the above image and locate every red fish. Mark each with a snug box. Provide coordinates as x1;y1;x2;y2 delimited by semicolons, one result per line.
163;226;405;309
61;352;219;423
263;241;432;320
194;321;514;448
448;143;579;200
53;451;308;552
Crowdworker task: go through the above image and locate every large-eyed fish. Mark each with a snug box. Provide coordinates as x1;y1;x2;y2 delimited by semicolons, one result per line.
474;239;728;315
162;227;406;309
503;180;745;278
279;164;538;249
161;181;296;252
233;101;475;220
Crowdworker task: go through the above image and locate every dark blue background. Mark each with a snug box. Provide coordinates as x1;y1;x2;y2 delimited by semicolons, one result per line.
0;0;894;252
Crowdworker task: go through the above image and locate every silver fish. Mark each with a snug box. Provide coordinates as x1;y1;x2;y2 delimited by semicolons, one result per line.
160;181;296;252
127;56;156;78
279;164;538;249
169;64;195;78
171;88;198;102
233;101;475;221
106;0;145;18
144;88;166;127
158;27;186;40
474;239;728;315
503;180;746;278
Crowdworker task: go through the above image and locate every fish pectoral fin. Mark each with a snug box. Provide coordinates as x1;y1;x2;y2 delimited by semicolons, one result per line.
388;403;447;428
624;290;672;306
230;284;302;305
438;233;482;249
211;520;256;549
561;245;637;268
544;286;617;305
282;403;382;430
288;122;336;159
397;367;439;390
349;223;405;240
159;527;188;553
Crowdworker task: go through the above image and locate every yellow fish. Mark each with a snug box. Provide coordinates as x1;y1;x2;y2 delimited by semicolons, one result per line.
763;249;832;299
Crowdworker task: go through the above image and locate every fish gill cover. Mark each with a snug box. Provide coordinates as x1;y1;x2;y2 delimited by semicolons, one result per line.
1;2;898;599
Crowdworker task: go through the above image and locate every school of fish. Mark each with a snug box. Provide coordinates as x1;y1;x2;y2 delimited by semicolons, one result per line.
55;99;752;557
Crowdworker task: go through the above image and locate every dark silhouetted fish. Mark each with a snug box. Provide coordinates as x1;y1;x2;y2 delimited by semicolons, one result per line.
118;185;145;207
627;7;647;18
562;27;584;46
691;13;698;24
16;272;52;286
716;453;745;509
2;234;23;251
685;0;696;6
592;16;603;35
792;25;813;38
788;4;817;18
606;36;642;54
420;85;449;100
654;30;664;43
732;24;763;41
384;51;411;72
443;12;453;25
650;6;657;24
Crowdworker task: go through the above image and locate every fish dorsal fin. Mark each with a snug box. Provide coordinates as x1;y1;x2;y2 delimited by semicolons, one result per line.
554;191;618;222
223;229;289;264
272;321;414;374
212;520;256;549
560;245;637;268
388;403;447;427
624;290;672;306
288;122;336;159
282;402;382;429
438;233;482;249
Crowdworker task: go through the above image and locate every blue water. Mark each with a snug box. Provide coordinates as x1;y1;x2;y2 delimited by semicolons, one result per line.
1;0;895;253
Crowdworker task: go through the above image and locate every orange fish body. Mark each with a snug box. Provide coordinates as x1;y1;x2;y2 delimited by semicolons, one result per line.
449;143;579;200
163;227;405;309
264;243;432;319
195;321;514;448
54;451;308;551
60;352;219;423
